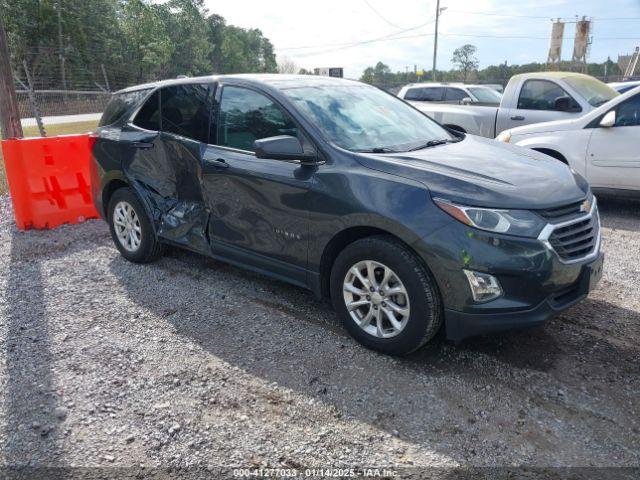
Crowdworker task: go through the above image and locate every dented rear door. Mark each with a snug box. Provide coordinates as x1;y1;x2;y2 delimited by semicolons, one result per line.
121;82;216;255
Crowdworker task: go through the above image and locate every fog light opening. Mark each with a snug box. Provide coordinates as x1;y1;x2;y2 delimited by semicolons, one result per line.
463;269;502;303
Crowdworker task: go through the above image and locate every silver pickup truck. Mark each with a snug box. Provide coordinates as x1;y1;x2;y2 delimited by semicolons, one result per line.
402;72;619;138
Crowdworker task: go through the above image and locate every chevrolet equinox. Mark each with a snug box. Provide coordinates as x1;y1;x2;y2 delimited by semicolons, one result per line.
91;74;604;355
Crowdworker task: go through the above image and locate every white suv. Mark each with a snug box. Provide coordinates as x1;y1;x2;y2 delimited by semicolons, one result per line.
398;83;502;105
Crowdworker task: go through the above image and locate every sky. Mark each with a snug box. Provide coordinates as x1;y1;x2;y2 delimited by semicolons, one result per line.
202;0;640;78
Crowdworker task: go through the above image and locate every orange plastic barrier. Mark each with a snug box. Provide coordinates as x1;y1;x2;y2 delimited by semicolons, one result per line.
1;134;99;230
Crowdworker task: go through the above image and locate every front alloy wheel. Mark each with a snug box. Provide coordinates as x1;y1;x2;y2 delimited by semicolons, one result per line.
343;260;410;338
330;235;442;355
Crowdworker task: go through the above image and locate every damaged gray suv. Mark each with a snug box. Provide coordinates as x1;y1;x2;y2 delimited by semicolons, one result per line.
91;74;603;355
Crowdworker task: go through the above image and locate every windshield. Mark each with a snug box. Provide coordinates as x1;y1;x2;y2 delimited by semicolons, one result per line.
468;87;502;104
564;76;619;107
282;85;453;152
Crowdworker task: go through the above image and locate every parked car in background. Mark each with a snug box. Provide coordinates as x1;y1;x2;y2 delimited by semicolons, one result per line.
483;83;505;94
497;86;640;195
608;80;640;94
398;82;502;106
408;72;619;137
92;74;602;355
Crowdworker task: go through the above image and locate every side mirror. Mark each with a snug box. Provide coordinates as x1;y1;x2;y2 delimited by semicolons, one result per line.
254;135;320;165
554;96;571;112
599;110;616;128
460;97;473;105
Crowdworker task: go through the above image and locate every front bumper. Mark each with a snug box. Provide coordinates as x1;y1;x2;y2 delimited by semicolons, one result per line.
444;251;604;341
412;206;604;341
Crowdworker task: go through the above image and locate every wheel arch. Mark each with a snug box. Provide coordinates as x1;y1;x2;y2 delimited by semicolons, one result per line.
102;178;130;219
532;147;568;164
318;226;428;300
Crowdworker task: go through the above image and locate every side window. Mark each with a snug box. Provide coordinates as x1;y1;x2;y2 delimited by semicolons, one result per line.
404;88;422;101
421;87;444;101
217;86;298;152
99;89;150;126
517;80;579;111
445;88;467;101
161;83;215;143
615;93;640;127
133;91;160;131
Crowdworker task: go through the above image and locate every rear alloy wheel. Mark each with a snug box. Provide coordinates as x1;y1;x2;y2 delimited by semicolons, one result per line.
107;187;165;263
331;235;442;355
113;201;142;252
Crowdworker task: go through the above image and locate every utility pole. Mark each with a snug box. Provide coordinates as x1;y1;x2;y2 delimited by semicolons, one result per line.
57;0;67;91
432;0;446;81
0;18;23;139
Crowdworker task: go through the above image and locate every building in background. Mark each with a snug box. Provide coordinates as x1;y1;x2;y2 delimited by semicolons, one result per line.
314;68;344;78
547;20;565;68
572;17;592;72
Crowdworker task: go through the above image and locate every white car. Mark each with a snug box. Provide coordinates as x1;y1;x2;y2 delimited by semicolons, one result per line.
496;86;640;194
398;82;502;106
407;72;619;138
608;80;640;94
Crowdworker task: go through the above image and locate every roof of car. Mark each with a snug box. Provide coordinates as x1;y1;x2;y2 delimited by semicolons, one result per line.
510;71;596;81
402;83;494;89
404;82;466;88
115;74;361;94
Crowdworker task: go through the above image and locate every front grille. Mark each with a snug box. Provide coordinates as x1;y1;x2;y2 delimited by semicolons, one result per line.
548;213;600;261
537;200;585;222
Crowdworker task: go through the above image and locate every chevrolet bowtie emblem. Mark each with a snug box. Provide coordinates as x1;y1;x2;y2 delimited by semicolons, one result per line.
580;199;591;213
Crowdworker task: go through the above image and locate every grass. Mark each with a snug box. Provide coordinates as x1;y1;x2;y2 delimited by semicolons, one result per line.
0;120;98;195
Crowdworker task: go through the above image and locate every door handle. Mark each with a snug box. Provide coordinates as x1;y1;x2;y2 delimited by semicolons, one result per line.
208;158;229;169
132;141;154;149
510;115;525;121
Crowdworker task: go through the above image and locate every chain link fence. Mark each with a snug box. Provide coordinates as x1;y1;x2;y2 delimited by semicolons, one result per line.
16;90;111;119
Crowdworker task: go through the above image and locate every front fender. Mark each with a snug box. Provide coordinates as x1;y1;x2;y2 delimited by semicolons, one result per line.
306;162;452;273
511;134;586;175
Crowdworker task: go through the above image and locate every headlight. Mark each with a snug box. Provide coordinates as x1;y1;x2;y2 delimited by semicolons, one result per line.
496;130;511;143
434;198;546;237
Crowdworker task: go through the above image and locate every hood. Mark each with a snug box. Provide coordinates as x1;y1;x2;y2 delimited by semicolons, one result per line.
507;117;582;136
355;135;588;209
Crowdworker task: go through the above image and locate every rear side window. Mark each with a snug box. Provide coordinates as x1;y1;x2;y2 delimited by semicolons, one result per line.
161;83;215;143
405;87;444;101
444;88;467;101
404;88;423;100
217;86;298;152
99;89;150;126
133;91;160;131
517;80;579;111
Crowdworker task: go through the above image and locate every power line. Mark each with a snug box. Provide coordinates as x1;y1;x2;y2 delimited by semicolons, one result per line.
441;32;640;40
276;18;436;52
362;0;405;29
283;30;640;59
448;9;640;21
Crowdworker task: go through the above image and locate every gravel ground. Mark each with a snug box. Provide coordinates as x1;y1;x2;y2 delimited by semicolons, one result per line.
0;194;638;476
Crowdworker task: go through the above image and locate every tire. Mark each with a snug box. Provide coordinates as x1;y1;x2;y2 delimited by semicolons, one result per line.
330;235;442;355
107;187;165;263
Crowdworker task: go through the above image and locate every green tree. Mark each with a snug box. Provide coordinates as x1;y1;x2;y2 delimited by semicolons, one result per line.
165;0;212;77
0;0;280;89
121;0;174;83
451;44;479;82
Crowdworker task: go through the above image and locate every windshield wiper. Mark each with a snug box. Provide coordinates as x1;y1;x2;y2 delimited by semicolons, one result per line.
407;138;460;152
355;146;399;153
